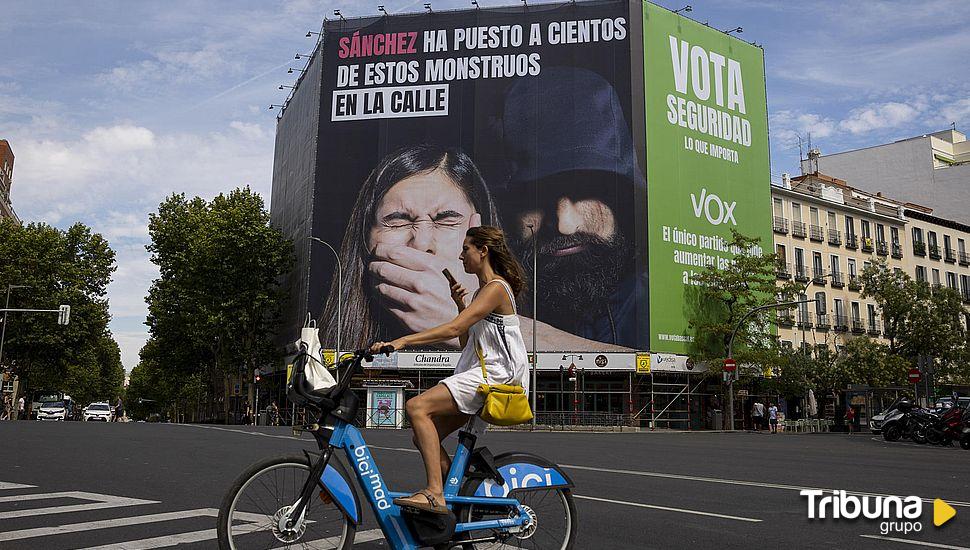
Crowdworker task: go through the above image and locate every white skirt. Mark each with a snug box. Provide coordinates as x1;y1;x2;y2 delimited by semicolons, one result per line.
440;364;516;416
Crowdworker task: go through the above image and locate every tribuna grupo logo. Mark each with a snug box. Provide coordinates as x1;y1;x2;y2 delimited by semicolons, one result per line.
801;490;957;535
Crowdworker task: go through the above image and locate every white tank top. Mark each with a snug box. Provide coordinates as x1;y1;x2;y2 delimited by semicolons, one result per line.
453;279;530;393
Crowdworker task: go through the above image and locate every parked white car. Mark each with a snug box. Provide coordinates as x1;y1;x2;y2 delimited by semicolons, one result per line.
36;401;69;421
82;402;114;422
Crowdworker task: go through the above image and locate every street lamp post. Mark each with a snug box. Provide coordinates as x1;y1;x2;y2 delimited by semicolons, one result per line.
0;285;31;371
527;224;537;430
725;297;817;431
309;237;342;380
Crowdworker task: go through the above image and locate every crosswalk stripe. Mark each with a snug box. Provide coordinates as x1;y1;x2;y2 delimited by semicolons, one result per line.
77;522;266;550
0;508;218;542
269;528;385;549
76;528;221;550
0;482;36;490
0;492;158;521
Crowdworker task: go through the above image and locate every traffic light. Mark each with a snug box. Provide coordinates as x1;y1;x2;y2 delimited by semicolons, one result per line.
254;368;261;383
58;305;71;326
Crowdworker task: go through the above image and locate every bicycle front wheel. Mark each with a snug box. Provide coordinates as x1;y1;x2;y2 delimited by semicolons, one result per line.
217;454;356;550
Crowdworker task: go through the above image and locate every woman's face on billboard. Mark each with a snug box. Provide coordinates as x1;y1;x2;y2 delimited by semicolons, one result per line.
368;168;480;256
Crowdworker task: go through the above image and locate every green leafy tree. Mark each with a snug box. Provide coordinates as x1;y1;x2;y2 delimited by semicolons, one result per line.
142;188;293;421
0;219;123;404
686;230;800;372
836;336;910;388
862;259;968;382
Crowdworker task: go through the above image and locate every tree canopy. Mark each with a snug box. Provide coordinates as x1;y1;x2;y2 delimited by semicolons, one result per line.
0;218;124;404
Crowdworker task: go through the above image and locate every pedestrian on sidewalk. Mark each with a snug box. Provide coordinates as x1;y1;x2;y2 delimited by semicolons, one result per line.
17;396;25;420
751;400;765;431
768;403;779;434
1;394;10;421
845;406;855;435
114;397;125;422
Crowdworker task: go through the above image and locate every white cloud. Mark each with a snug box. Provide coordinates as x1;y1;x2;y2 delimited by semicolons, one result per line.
230;121;268;140
838;102;921;135
769;110;837;147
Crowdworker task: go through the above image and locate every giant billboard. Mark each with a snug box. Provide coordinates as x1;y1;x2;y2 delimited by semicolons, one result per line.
642;3;771;354
313;0;647;362
301;1;769;363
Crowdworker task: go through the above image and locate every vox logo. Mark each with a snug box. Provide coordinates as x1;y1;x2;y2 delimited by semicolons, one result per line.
690;188;737;226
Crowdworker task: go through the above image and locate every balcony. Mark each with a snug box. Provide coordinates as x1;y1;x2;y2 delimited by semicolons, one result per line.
876;240;888;256
960;252;970;266
777;311;795;327
797;313;813;329
813;268;827;285
845;234;858;250
830;271;844;288
827;229;842;246
792;222;807;238
848;275;863;291
794;265;809;282
945;248;956;263
861;237;874;253
773;216;789;234
833;315;849;332
913;241;926;257
851;318;865;333
867;318;881;336
816;314;830;330
776;261;792;279
891;243;903;259
929;244;941;260
810;224;825;242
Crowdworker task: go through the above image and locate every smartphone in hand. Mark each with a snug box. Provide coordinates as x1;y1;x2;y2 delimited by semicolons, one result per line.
442;268;458;286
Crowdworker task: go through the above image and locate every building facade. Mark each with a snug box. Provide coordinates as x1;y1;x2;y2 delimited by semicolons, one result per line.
0;139;18;223
772;173;911;352
773;171;970;352
800;129;970;224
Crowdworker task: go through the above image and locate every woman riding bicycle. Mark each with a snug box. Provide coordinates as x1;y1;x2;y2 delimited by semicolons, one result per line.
370;225;530;515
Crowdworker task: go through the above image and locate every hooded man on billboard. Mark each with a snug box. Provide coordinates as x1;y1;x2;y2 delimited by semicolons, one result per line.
500;66;647;349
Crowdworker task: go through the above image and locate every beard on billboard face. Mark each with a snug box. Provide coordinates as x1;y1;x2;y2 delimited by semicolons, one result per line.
512;229;629;322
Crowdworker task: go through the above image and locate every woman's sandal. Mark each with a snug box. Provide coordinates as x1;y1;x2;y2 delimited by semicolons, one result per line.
393;490;450;514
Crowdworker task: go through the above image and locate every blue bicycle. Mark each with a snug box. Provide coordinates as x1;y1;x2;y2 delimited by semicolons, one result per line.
217;347;577;549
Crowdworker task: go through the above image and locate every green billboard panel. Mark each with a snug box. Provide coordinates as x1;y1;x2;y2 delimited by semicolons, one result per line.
643;4;772;354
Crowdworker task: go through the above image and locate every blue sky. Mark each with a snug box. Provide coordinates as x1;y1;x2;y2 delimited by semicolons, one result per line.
2;0;968;371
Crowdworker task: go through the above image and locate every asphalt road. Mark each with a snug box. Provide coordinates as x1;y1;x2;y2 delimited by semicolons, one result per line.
0;421;968;549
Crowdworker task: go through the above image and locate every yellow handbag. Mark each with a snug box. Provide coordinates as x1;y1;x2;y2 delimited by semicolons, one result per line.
475;345;533;426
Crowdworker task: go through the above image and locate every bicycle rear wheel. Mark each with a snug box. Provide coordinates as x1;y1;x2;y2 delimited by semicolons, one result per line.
217;454;355;550
458;482;576;549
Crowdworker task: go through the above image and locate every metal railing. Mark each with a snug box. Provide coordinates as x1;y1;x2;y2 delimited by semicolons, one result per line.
794;265;809;282
792;222;807;238
827;229;842;246
913;241;926;256
810;224;825;242
797;312;813;328
833;315;849;332
812;268;827;284
867;318;881;335
851;318;865;333
960;251;970;266
848;275;862;291
505;411;634;431
876;240;888;256
776;261;791;279
891;243;903;258
845;234;858;249
929;244;941;259
945;248;957;262
777;311;795;326
773;216;789;234
862;238;874;252
816;314;830;329
830;272;844;287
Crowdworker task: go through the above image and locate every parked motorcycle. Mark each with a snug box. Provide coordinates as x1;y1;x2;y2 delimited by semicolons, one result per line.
881;399;933;444
959;409;970;450
924;404;966;446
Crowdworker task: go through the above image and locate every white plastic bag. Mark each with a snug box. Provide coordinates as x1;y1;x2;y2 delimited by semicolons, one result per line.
298;319;336;393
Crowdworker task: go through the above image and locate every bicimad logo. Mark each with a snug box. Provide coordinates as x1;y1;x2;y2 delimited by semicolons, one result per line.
801;490;956;535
